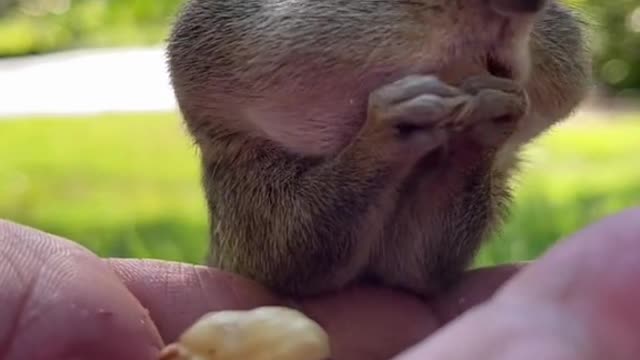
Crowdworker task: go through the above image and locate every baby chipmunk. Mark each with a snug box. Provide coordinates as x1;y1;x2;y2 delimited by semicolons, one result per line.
166;0;591;297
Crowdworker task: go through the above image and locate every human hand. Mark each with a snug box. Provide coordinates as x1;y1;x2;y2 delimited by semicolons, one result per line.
0;207;638;360
395;206;640;359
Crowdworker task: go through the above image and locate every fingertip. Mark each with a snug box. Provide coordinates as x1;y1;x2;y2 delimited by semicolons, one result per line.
106;259;283;343
299;286;439;360
0;220;164;360
392;208;640;360
497;206;640;301
430;264;524;323
494;207;640;358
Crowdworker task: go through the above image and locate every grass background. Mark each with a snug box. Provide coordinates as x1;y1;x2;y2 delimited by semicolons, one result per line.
0;112;638;266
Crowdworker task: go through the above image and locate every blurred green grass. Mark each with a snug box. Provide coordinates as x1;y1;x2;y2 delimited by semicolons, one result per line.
0;113;638;266
0;113;208;263
0;0;181;56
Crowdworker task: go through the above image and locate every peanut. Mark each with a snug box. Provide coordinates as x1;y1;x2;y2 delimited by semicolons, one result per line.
158;306;331;360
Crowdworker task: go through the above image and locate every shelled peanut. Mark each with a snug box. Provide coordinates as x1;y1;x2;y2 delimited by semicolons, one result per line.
158;306;331;360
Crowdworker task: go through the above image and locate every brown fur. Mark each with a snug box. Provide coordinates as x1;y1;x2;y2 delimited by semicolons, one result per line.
166;0;591;297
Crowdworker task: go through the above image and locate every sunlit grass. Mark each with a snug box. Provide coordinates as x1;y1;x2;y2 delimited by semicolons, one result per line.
0;113;208;263
476;115;640;265
0;112;638;266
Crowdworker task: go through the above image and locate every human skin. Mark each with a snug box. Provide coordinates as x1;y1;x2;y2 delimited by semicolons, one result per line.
0;207;638;360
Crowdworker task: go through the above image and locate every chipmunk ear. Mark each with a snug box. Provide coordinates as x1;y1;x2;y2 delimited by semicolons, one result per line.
489;0;548;16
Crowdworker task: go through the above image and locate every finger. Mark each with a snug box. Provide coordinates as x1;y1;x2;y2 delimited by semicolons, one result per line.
107;259;522;360
109;259;438;360
105;258;283;343
0;220;163;360
497;206;640;358
429;263;525;323
395;206;640;359
295;286;438;360
298;265;523;359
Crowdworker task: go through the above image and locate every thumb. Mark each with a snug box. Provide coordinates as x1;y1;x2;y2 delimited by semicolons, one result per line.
0;220;164;360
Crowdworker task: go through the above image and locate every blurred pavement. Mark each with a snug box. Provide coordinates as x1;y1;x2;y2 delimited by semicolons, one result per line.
0;47;177;118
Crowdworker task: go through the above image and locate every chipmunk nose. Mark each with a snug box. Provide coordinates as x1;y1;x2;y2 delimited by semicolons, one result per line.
490;0;547;15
